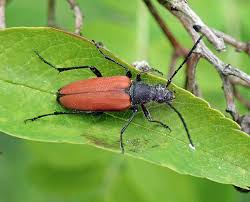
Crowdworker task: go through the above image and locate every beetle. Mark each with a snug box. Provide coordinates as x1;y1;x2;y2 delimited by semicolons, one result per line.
25;33;204;153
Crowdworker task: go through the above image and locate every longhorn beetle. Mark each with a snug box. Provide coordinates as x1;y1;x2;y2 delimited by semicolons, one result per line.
25;28;204;153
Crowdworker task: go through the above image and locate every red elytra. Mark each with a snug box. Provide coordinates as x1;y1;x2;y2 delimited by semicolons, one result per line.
58;76;131;111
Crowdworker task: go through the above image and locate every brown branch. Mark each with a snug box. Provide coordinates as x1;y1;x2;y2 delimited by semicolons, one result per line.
0;0;6;29
230;76;250;87
233;87;250;110
200;46;250;85
185;54;202;96
221;74;239;121
67;0;83;35
167;52;179;78
157;0;225;51
48;0;56;27
155;0;250;121
156;0;250;84
143;0;186;53
231;78;250;110
212;28;250;55
229;76;250;110
238;115;250;135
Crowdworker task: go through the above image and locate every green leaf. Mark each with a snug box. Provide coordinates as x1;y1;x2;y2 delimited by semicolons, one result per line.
0;27;249;188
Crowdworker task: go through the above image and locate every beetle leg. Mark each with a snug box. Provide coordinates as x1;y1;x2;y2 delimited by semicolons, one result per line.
141;104;171;132
135;71;151;81
120;106;138;154
135;72;151;81
55;66;102;77
34;50;102;77
34;50;58;69
24;111;102;123
92;40;132;78
136;73;142;81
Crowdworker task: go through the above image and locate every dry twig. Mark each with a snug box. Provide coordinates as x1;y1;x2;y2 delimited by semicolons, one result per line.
231;76;250;110
212;28;250;55
67;0;83;35
0;0;6;29
185;54;201;95
48;0;56;27
153;0;250;122
238;115;250;135
143;0;250;129
47;0;83;35
233;86;250;110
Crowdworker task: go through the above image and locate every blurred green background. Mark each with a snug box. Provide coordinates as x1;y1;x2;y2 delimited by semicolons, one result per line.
0;0;250;201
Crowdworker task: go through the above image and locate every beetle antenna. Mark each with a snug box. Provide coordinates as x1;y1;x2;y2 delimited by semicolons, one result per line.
166;34;205;88
167;103;195;150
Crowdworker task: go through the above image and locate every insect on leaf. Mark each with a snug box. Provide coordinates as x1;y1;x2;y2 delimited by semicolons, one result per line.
0;27;249;189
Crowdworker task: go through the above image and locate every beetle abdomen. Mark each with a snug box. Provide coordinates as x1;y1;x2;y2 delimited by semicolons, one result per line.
58;76;131;111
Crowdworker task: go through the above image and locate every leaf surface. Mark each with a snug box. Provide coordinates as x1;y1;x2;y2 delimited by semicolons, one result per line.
0;27;249;188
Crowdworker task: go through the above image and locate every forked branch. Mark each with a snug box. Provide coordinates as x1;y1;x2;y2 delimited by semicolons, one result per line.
144;0;250;124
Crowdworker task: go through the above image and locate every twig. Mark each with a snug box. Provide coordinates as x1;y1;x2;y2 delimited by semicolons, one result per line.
231;78;250;110
230;77;250;110
157;0;225;51
185;54;202;96
167;52;179;77
238;115;250;135
143;0;186;53
156;0;250;84
48;0;56;27
0;0;6;29
156;0;250;120
229;76;250;87
67;0;83;35
221;75;238;121
233;87;250;110
200;46;250;85
145;0;250;97
212;28;250;55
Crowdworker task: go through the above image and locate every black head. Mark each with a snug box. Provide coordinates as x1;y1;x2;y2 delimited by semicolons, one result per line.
154;84;175;103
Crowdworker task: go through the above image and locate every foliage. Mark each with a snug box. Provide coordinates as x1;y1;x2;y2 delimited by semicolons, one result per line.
0;28;249;190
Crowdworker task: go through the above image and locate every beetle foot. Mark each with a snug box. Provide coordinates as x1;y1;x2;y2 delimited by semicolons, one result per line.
120;143;125;154
160;123;171;132
24;117;37;124
164;125;172;133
